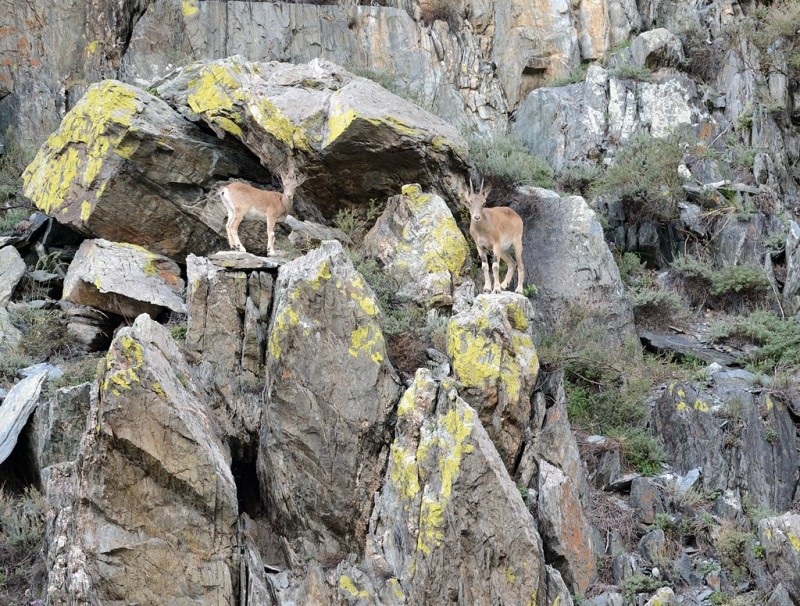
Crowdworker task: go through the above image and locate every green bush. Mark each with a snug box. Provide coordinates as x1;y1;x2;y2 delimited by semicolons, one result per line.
713;310;800;371
557;163;601;197
590;133;687;225
671;256;769;310
611;64;653;82
632;288;687;330
736;1;800;82
470;134;554;188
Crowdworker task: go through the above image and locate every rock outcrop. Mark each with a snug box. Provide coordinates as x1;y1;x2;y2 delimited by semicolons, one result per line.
47;315;239;604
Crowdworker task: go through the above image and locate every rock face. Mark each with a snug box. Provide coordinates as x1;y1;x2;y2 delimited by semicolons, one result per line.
514;187;636;347
48;315;239;604
758;513;800;603
21;80;262;260
259;240;401;557
62;238;186;319
651;372;797;511
447;293;539;469
364;184;470;306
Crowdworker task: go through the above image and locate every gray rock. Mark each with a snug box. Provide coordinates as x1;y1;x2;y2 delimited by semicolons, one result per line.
538;459;597;593
0;307;22;353
34;382;93;468
259;240;401;557
513;187;636;350
766;584;795;606
590;592;626;606
47;314;239;603
630;29;684;70
758;513;800;603
62;239;186;319
0;370;47;464
638;528;667;564
645;587;677;606
613;553;641;584
19;362;62;380
630;476;664;525
651;380;796;511
364;184;470;307
0;245;26;307
157;57;469;214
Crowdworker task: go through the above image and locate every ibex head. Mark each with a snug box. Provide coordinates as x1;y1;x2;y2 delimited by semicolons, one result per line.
466;177;492;222
278;162;307;202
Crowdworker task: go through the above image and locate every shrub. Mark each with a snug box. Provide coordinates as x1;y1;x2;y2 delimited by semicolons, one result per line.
557;163;601;197
420;0;462;28
590;133;687;225
470;134;554;189
735;1;800;82
0;132;35;206
632;288;687;330
670;256;769;310
611;64;653;82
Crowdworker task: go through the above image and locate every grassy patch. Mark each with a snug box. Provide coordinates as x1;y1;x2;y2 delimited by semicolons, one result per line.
611;64;653;82
470;133;554;189
711;310;800;371
733;1;800;83
670;256;770;311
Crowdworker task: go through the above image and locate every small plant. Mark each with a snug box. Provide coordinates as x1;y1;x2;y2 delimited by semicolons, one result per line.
764;426;778;444
611;64;653;82
547;64;589;87
752;542;765;560
0;487;46;604
623;574;665;601
653;512;676;532
607;427;665;476
522;283;538;297
469;133;554;189
420;0;462;28
0;208;29;233
709;591;730;605
671;256;769;311
170;324;187;342
557;163;601;197
712;310;800;371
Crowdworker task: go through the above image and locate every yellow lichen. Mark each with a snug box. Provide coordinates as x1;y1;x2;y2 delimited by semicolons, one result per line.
182;0;199;17
416;497;445;554
693;399;709;413
338;576;368;599
310;260;331;290
249;98;310;151
186;64;247;137
503;565;517;584
323;101;359;148
789;532;800;552
349;275;378;317
447;324;521;403
388;578;405;600
22;81;140;217
765;394;774;411
390;444;420;500
676;401;688;412
87;40;99;55
397;384;417;418
151;382;167;398
102;333;144;393
348;324;384;364
268;305;300;360
80;200;92;222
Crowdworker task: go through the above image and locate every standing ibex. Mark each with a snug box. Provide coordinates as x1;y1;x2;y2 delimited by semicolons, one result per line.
219;165;307;256
465;178;526;294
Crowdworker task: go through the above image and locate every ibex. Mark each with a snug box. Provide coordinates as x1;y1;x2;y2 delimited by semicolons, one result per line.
219;166;307;256
465;178;526;294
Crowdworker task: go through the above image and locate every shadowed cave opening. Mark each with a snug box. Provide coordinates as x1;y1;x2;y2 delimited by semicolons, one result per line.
230;436;263;518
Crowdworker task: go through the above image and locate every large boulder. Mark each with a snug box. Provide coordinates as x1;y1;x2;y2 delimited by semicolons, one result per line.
446;293;539;469
62;238;186;320
259;240;401;557
46;315;239;604
157;56;470;213
363;369;547;605
513;187;636;348
364;184;470;307
651;371;797;511
21;80;262;259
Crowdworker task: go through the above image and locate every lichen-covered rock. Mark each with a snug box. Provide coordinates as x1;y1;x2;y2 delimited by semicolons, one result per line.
364;184;470;307
0;245;26;306
364;369;547;605
157;57;469;212
758;513;800;603
513;187;636;349
446;293;539;469
259;240;401;557
644;587;678;606
651;373;796;511
62;238;186;319
48;315;239;604
21;80;263;259
0;307;22;353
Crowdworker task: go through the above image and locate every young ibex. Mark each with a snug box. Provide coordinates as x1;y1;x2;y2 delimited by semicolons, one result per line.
465;178;526;294
219;166;307;256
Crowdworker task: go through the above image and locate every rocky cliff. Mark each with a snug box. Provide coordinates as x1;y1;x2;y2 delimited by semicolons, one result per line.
0;0;798;605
